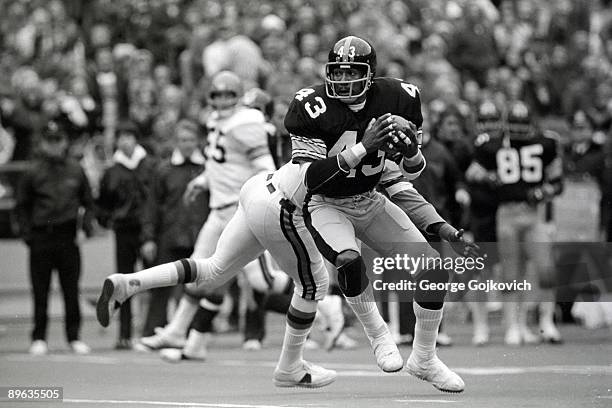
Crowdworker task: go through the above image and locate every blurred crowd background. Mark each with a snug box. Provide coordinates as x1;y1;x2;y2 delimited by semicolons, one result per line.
0;0;611;348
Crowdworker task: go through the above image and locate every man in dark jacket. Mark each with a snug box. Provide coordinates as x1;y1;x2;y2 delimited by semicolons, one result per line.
16;120;95;355
139;119;209;337
97;120;157;349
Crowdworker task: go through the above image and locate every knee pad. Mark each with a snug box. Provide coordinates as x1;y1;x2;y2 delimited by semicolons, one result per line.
335;251;369;297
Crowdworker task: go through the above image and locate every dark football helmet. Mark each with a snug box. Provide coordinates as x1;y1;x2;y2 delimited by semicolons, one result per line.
505;100;533;140
207;70;243;116
476;100;502;135
325;36;376;100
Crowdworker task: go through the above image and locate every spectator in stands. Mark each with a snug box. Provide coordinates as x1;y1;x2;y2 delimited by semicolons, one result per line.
16;120;94;355
96;120;156;349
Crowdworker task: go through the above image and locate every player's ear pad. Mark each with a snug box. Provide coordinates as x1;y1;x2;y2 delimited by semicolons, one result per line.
336;254;370;297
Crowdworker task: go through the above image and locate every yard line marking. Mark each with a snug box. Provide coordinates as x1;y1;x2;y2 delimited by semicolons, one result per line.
63;398;308;408
395;400;456;404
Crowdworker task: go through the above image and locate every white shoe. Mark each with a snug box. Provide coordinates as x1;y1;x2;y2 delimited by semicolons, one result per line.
70;340;91;355
273;360;337;388
436;332;453;347
540;322;562;344
472;326;490;346
96;274;128;327
139;327;186;350
371;332;403;373
243;339;262;351
160;347;206;363
405;353;465;393
520;327;540;345
504;325;522;346
29;340;48;355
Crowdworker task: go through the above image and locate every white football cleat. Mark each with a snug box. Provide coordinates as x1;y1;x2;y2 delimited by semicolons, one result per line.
520;327;541;345
540;322;562;344
159;348;206;363
405;353;465;393
29;340;48;356
139;327;186;351
273;360;337;388
69;340;91;355
504;325;522;346
371;332;403;373
96;274;128;327
243;339;262;351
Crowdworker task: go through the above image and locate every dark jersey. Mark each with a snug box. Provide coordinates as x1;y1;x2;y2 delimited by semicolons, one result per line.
474;131;560;203
284;77;423;197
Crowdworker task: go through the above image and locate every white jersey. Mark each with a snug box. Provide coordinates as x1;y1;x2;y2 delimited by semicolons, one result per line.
204;107;271;209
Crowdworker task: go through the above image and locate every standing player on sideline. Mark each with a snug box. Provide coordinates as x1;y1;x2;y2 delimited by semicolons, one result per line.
138;70;280;359
284;35;466;392
470;100;563;345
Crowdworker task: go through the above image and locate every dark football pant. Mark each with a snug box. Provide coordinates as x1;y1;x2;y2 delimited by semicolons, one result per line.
29;232;81;343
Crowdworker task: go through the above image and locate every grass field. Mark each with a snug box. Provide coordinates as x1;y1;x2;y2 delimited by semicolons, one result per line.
1;310;611;408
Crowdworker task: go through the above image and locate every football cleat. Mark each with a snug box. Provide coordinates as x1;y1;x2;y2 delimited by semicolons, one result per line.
96;274;128;327
273;360;337;388
159;348;206;363
242;339;262;351
504;325;522;346
29;340;48;356
69;340;91;355
139;327;186;351
405;353;465;393
371;332;403;373
540;322;563;344
472;326;490;347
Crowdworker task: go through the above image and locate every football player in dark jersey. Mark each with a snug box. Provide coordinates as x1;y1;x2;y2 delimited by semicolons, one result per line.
284;35;467;392
471;100;563;345
465;100;504;346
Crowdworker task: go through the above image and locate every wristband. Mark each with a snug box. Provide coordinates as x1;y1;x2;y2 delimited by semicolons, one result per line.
340;142;367;169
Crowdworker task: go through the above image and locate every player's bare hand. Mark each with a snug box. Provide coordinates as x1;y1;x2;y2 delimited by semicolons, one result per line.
361;113;396;153
141;240;157;262
183;178;206;205
448;229;481;258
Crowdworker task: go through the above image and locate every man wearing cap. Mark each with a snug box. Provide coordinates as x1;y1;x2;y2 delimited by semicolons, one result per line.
16;120;95;355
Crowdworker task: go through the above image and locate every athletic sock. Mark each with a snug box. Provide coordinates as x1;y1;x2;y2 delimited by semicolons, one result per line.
164;295;199;337
124;259;198;297
345;284;389;342
277;295;317;372
412;301;443;361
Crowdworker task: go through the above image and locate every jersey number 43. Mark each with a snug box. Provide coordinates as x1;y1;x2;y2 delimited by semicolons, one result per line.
329;131;384;178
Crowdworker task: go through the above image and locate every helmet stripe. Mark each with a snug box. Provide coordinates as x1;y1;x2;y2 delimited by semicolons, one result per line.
342;36;353;62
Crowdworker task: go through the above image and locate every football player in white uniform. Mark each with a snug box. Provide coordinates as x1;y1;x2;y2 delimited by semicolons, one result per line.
137;70;280;360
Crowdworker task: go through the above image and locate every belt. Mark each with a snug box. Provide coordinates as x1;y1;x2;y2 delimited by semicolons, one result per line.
266;173;296;213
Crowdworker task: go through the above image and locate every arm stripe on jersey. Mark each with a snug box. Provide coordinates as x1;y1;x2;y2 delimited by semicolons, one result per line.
291;134;326;148
257;255;274;289
246;145;271;160
379;175;404;188
292;150;326;161
279;206;316;301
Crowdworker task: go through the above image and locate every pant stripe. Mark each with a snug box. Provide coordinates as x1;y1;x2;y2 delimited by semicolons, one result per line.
302;193;339;264
279;206;316;300
257;255;274;290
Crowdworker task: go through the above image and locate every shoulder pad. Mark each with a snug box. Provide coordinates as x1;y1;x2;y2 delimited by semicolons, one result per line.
221;108;265;134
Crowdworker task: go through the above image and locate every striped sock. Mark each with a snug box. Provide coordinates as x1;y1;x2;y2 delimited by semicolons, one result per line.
124;259;197;298
412;301;443;361
345;284;389;342
277;296;317;372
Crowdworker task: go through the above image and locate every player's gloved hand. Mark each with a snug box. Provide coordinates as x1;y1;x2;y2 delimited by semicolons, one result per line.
361;113;395;153
438;223;481;258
